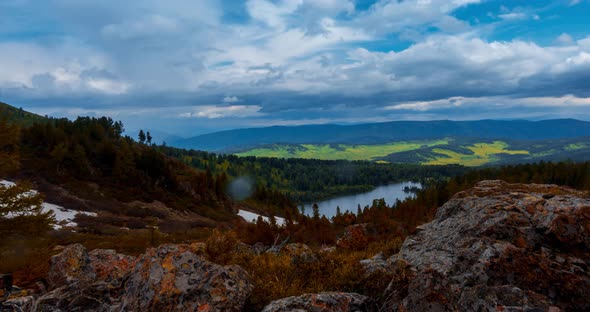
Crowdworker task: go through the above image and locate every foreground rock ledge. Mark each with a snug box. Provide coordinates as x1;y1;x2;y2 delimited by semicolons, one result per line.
33;244;253;312
385;180;590;311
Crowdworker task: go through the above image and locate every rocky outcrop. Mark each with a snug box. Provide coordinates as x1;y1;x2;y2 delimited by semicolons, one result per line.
359;252;387;275
121;244;252;312
88;249;136;285
31;243;253;312
261;292;376;312
385;180;590;311
46;243;96;290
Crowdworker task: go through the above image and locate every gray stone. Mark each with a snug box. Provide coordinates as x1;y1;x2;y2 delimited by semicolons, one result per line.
384;180;590;311
262;292;376;312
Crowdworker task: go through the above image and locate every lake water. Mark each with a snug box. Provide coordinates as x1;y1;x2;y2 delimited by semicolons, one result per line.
301;181;421;218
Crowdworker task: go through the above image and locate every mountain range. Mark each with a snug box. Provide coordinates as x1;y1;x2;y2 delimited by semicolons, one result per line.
170;119;590;152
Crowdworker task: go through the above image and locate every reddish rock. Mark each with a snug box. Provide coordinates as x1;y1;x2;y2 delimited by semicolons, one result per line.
88;249;136;284
120;244;253;312
46;243;95;290
385;180;590;311
31;243;253;312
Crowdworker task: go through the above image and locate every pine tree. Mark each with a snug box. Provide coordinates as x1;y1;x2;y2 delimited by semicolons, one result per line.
0;118;54;239
138;130;146;144
0;118;20;176
312;203;320;221
146;131;152;145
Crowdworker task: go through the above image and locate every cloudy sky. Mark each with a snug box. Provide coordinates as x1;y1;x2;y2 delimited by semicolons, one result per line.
1;0;590;136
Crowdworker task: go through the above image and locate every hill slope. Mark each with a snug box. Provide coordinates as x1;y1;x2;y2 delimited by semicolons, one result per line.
171;119;590;152
0;101;48;126
234;137;590;166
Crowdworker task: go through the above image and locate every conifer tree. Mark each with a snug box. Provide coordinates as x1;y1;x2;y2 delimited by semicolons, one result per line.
138;130;146;144
312;203;320;221
0;118;54;239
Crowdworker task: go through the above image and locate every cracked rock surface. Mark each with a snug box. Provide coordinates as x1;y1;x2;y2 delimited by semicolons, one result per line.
385;180;590;311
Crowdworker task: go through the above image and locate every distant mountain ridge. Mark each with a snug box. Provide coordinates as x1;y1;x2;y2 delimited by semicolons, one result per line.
171;119;590;152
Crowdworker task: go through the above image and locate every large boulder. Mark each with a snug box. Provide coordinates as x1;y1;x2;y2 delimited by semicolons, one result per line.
262;292;376;312
385;180;590;311
30;243;253;311
120;244;253;312
46;243;96;290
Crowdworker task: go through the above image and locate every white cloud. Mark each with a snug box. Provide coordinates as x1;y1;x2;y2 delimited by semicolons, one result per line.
498;12;528;20
101;14;178;40
2;0;590;129
223;96;241;103
385;95;590;111
180;105;263;119
556;33;574;45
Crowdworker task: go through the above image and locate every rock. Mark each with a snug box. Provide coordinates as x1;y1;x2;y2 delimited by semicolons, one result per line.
233;242;255;255
319;245;337;255
1;296;35;312
46;243;96;290
188;242;207;256
52;245;65;252
28;243;253;311
88;249;136;285
336;224;369;250
385;180;590;311
252;242;269;255
360;252;387;274
282;243;318;264
262;292;376;312
120;244;253;312
33;283;121;312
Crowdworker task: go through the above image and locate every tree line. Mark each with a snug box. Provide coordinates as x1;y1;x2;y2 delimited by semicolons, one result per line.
158;146;467;203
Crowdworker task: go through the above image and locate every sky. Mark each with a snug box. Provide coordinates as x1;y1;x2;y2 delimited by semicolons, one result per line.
1;0;590;137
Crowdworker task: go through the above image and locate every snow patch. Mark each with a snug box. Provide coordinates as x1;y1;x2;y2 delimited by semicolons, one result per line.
238;209;285;226
1;179;97;229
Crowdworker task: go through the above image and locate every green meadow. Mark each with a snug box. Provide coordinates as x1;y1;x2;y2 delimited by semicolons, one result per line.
423;141;530;166
235;138;590;166
236;139;448;161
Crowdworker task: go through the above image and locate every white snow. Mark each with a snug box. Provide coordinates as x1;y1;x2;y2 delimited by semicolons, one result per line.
238;209;286;226
1;179;97;229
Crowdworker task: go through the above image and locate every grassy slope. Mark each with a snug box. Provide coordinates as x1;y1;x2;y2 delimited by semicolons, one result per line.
237;139;449;161
235;138;590;166
0;102;47;126
423;141;529;166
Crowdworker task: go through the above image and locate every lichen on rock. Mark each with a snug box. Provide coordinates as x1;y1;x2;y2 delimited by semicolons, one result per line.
384;180;590;311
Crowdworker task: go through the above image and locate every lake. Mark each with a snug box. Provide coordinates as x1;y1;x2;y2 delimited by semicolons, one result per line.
301;181;421;218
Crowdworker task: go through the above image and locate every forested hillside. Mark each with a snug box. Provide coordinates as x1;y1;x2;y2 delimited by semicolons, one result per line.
159;146;466;203
0;102;47;126
2;111;237;233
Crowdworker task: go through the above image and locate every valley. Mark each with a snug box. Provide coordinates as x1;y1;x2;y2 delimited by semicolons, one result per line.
234;137;590;166
2;102;590;311
3;2;590;310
